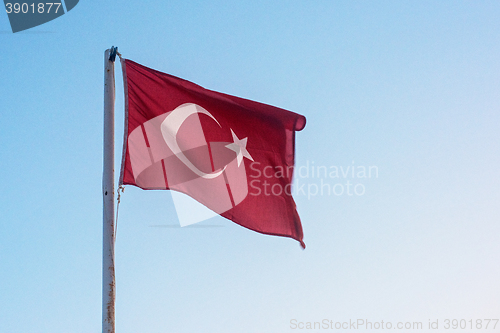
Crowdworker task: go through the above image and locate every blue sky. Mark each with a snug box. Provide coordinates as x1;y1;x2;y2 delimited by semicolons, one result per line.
1;1;499;332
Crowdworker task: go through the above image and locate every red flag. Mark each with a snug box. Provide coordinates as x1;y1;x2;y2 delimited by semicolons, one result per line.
120;59;306;248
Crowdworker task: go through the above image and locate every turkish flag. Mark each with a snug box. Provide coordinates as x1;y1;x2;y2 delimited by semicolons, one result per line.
120;59;306;248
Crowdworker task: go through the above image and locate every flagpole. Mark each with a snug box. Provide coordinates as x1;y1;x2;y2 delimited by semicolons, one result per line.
103;47;117;333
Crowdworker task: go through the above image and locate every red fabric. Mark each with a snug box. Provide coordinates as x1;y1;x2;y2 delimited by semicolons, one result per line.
120;59;306;248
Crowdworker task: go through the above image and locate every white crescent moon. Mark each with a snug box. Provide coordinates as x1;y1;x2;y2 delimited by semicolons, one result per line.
161;103;226;179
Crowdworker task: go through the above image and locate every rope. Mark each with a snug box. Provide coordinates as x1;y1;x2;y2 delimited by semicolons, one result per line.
113;48;123;241
115;185;125;241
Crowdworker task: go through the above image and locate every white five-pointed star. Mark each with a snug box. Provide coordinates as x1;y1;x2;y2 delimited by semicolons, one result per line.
225;129;254;167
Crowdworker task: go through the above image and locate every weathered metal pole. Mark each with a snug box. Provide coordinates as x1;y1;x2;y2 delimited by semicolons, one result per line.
103;47;117;333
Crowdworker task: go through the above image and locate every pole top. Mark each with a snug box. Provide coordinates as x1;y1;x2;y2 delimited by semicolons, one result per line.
109;46;118;62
